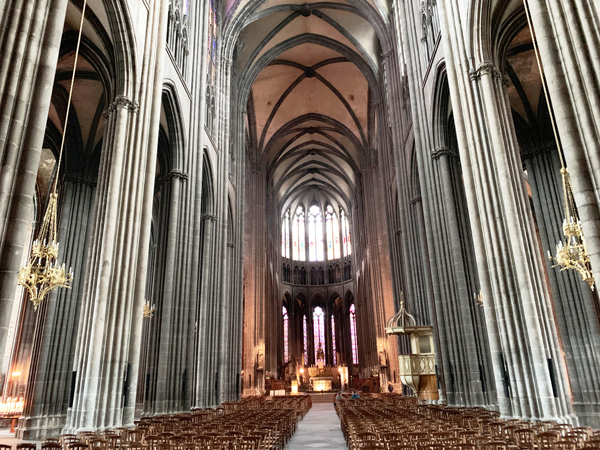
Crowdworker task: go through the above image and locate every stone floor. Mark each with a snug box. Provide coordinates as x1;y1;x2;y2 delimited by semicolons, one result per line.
285;401;348;449
0;428;38;445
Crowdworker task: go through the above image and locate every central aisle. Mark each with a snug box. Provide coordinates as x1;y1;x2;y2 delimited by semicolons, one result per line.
285;400;348;449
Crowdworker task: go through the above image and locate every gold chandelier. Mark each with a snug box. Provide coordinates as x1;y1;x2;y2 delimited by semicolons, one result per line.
18;193;73;310
523;0;594;291
548;169;594;290
18;0;88;310
143;301;156;318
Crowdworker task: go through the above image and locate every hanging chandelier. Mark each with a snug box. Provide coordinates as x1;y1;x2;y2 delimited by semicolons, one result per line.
143;301;156;318
17;0;88;310
548;169;594;290
18;193;73;310
523;0;594;291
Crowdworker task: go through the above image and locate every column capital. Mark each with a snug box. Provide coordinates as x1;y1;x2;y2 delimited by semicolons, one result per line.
168;169;189;181
113;95;140;113
469;62;502;81
104;95;140;116
431;146;458;160
521;143;556;162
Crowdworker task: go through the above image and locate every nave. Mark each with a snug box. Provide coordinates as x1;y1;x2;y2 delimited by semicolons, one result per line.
4;393;600;449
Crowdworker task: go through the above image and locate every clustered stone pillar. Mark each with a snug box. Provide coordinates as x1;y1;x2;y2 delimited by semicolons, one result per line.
397;0;496;408
429;147;493;406
241;165;267;396
64;0;169;430
526;0;600;289
0;0;69;376
437;0;574;421
194;210;220;407
17;179;96;439
142;168;194;415
523;145;600;427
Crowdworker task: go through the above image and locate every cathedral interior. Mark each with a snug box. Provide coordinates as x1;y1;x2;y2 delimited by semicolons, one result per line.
0;0;600;444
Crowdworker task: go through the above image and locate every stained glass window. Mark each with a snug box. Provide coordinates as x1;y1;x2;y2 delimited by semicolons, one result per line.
207;0;218;86
313;306;325;362
308;205;324;262
303;315;308;365
183;0;189;15
341;209;352;256
326;205;341;260
283;306;289;362
331;314;337;365
292;206;305;261
350;304;358;364
282;210;290;258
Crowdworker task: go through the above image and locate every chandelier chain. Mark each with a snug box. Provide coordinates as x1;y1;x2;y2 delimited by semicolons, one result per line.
53;0;88;193
522;0;565;169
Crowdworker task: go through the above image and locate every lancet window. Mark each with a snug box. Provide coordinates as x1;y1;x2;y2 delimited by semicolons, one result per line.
326;205;341;260
282;210;290;258
303;315;308;366
331;315;337;365
313;306;325;362
341;209;352;256
308;205;324;262
167;0;189;74
350;303;358;364
205;0;218;135
283;306;289;362
292;206;305;261
284;204;349;263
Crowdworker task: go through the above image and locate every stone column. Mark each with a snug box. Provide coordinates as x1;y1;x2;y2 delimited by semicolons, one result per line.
141;176;171;414
526;0;600;289
524;146;600;427
397;1;494;407
17;179;95;439
241;167;267;397
195;212;218;406
64;0;168;429
0;0;68;375
154;171;194;414
429;148;491;406
437;0;574;421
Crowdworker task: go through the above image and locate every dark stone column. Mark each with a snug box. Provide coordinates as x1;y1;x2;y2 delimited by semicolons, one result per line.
524;145;600;427
17;179;95;439
0;0;69;375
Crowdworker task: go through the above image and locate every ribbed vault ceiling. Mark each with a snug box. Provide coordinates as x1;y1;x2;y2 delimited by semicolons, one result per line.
237;0;383;216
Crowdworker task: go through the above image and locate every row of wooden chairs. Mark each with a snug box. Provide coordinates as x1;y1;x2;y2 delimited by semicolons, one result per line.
336;394;600;450
8;395;311;450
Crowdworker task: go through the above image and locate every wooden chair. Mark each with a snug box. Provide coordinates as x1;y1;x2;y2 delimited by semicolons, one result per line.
514;428;536;449
17;444;38;450
41;444;62;450
66;444;89;450
480;441;510;450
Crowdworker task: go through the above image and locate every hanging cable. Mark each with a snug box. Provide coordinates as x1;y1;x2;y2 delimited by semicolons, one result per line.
53;0;88;192
522;0;594;290
17;0;88;309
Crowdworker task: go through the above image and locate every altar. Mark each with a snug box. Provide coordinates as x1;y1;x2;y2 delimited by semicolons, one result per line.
311;377;333;392
308;343;333;391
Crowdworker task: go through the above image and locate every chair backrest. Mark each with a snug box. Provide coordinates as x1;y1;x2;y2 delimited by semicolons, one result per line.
66;444;89;450
17;444;38;450
41;444;62;450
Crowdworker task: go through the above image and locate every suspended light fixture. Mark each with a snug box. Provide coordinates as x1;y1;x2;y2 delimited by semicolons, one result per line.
143;301;156;318
18;0;89;309
522;0;594;291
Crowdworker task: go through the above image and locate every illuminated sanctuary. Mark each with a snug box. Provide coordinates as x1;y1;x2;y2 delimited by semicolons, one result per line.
0;0;599;442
